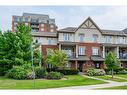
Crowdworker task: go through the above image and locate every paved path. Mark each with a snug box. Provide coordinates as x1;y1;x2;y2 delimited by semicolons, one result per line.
52;82;127;89
49;74;127;90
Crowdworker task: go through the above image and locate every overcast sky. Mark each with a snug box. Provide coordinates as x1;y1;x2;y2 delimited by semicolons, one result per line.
0;6;127;31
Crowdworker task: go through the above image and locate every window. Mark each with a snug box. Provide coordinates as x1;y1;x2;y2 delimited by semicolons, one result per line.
79;46;85;55
79;34;84;42
25;23;28;26
105;36;112;43
14;22;18;26
41;28;44;32
118;37;124;44
95;63;100;69
50;25;54;28
41;24;44;27
48;38;53;45
63;33;71;41
50;29;54;32
25;17;28;22
93;34;98;42
19;17;23;22
92;47;99;55
14;16;18;22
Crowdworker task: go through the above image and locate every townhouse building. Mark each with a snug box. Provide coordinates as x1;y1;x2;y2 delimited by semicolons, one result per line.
12;13;127;72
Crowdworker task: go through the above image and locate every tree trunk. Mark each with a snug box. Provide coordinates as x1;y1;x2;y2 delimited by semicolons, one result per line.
111;68;114;79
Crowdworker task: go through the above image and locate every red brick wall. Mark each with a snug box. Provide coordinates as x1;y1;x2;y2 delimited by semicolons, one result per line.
78;43;101;58
41;45;58;55
122;62;127;68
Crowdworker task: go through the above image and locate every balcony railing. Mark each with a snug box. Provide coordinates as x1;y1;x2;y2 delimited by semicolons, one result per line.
119;53;127;59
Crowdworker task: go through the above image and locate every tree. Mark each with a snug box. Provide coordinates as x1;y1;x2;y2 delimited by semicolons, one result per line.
104;51;121;78
45;49;68;69
0;24;42;75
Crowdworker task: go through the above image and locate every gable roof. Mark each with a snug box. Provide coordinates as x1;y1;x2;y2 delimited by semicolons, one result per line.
74;17;102;33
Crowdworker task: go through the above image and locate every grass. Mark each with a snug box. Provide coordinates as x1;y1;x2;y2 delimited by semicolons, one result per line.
99;85;127;90
115;74;127;78
0;75;106;89
94;75;127;82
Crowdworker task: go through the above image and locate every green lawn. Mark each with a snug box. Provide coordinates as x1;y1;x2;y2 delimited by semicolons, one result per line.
0;75;106;89
115;74;127;78
94;75;127;82
100;85;127;90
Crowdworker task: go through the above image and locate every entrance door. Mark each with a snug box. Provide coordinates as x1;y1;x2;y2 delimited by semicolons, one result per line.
78;62;84;72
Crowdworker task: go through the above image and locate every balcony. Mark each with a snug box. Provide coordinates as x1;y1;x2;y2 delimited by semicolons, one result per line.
119;53;127;59
67;52;76;58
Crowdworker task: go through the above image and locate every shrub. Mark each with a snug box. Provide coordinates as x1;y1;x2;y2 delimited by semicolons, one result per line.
117;70;127;74
46;72;63;79
6;66;28;79
86;68;105;76
106;70;116;75
46;68;79;75
27;72;35;79
35;67;48;78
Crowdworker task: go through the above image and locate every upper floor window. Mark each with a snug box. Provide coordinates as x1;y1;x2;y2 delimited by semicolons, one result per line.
78;46;85;55
92;47;99;55
14;16;18;22
63;33;71;41
25;17;28;22
79;34;85;42
19;17;23;22
104;36;112;43
41;24;44;27
50;25;54;28
117;37;124;44
50;29;54;32
48;38;53;45
93;34;98;42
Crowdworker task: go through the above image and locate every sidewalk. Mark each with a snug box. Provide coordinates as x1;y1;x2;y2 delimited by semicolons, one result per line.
49;74;127;90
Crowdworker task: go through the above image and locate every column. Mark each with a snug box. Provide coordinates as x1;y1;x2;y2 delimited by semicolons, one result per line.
75;61;78;69
103;46;105;58
116;46;119;58
59;43;61;50
76;44;78;58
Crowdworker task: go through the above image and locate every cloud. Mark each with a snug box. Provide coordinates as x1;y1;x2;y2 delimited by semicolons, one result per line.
0;6;127;31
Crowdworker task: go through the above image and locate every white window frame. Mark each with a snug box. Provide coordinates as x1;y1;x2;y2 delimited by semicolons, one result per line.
50;29;54;32
93;34;98;42
50;25;54;28
79;34;85;42
78;46;85;55
63;33;71;41
118;37;124;44
92;47;99;55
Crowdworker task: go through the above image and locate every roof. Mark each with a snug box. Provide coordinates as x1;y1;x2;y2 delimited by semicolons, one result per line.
91;56;104;61
58;27;77;33
101;29;127;36
68;56;90;61
58;17;127;36
31;32;57;37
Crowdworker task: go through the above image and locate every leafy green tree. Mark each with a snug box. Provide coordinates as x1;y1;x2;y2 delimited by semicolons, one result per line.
45;49;68;69
104;51;121;78
0;24;42;75
0;31;17;75
15;24;32;65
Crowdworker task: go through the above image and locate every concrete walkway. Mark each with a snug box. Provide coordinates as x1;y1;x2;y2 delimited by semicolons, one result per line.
50;74;127;90
52;82;127;89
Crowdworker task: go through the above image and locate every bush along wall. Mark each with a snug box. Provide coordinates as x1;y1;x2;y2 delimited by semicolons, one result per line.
46;68;79;75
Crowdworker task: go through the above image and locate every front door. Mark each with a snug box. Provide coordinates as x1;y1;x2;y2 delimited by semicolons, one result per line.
78;62;84;72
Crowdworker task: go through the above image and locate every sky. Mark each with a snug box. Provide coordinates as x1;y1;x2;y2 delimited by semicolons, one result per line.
0;6;127;31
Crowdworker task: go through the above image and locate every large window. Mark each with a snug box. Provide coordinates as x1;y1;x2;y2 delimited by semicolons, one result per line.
118;37;124;44
104;36;112;43
79;34;85;42
93;34;98;42
78;46;85;55
63;33;71;41
92;47;99;55
48;38;53;45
